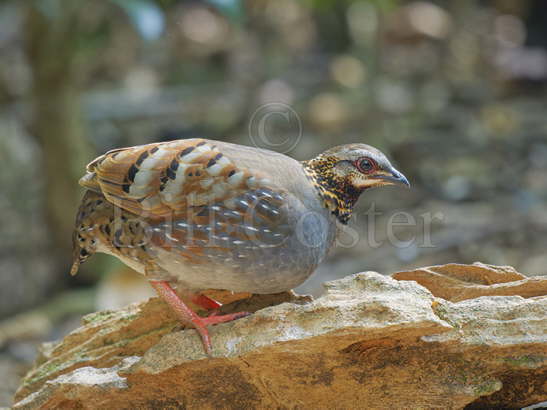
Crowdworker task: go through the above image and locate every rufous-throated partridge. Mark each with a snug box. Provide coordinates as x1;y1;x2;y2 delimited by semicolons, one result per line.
71;139;409;354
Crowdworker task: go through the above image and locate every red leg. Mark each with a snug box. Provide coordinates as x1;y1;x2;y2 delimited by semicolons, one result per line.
149;281;249;355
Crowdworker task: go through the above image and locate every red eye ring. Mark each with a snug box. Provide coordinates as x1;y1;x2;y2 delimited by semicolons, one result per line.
355;157;376;174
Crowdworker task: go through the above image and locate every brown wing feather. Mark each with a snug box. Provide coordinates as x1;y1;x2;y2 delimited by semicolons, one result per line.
79;139;263;218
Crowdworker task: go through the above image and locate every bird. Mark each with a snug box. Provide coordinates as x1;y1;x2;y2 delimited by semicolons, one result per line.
71;138;409;354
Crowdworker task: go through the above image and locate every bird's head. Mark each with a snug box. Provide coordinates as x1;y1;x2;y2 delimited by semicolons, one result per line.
303;143;409;224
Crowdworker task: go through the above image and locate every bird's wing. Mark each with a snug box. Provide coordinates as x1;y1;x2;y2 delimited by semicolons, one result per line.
80;139;297;262
80;138;280;218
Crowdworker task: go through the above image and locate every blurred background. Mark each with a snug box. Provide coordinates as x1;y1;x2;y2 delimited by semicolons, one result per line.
1;0;547;402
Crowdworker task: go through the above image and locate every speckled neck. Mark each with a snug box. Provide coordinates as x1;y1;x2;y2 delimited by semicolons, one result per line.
302;156;362;225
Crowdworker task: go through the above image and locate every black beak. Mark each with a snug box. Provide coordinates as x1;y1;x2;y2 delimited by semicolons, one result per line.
372;168;410;188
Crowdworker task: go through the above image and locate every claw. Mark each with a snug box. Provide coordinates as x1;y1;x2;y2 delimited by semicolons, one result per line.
150;281;249;355
192;311;251;355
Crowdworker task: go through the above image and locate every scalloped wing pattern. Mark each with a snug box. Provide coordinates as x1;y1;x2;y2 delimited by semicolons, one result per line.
81;139;268;218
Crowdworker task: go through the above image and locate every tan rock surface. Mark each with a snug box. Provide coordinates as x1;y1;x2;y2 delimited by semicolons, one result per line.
13;265;547;409
393;262;547;301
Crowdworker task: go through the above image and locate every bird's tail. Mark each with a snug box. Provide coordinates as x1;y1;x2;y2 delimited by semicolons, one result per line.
70;191;100;276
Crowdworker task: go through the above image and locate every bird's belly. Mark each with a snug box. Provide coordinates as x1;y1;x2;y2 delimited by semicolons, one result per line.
155;254;309;294
150;210;335;293
152;235;329;293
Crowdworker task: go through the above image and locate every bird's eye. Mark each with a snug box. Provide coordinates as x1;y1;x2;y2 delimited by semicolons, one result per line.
356;157;375;174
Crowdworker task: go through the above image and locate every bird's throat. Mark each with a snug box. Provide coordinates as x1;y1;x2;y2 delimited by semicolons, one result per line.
302;157;361;224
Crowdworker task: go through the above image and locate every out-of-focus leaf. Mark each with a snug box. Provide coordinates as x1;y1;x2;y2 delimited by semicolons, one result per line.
206;0;244;24
110;0;164;41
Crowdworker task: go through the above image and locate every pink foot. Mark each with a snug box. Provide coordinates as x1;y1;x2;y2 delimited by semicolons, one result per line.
191;311;251;355
149;281;250;355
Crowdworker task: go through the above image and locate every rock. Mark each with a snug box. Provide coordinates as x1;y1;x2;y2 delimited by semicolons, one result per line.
393;262;547;301
13;265;547;409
